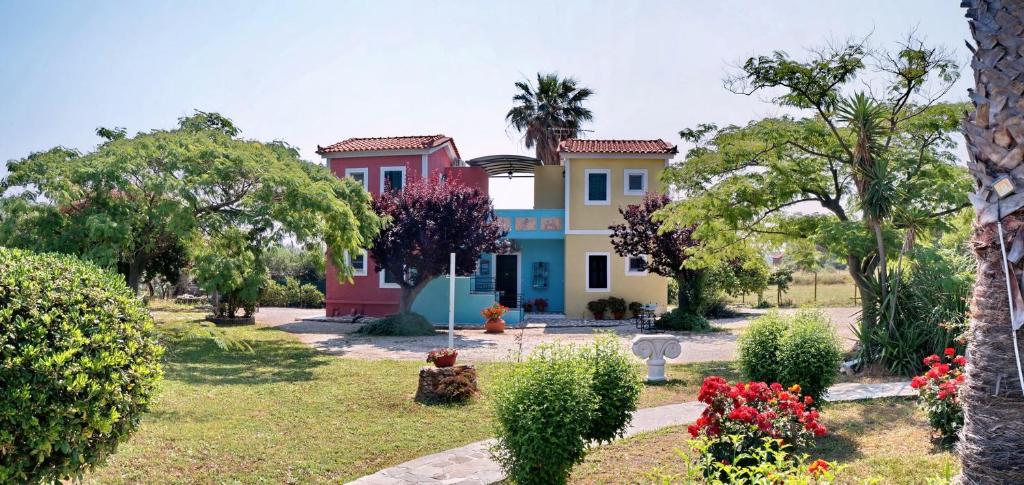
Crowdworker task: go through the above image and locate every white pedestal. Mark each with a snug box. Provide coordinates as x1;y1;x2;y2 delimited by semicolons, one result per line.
631;335;682;382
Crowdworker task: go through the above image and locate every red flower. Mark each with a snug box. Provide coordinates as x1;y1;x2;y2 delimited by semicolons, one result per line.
944;347;956;357
911;376;927;388
954;355;966;366
923;355;941;366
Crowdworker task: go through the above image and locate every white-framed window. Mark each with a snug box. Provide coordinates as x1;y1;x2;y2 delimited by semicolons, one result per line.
379;267;401;289
623;169;648;196
625;255;648;275
344;168;369;191
345;250;368;276
585;252;611;292
584;169;611;205
380;166;406;192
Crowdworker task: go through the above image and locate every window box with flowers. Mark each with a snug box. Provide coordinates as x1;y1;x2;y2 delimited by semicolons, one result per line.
910;347;965;447
481;302;509;333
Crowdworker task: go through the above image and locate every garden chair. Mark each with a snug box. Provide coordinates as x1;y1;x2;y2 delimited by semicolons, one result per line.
634;303;657;334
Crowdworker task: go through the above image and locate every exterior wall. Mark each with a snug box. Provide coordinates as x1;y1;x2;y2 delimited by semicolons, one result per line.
518;239;565;312
565;157;666;231
443;166;489;195
533;165;565;209
411;277;522;325
324;146;459;317
563;234;668;319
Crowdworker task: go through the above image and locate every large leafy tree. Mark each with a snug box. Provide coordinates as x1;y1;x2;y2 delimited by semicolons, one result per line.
662;36;971;324
960;1;1024;482
0;111;379;292
506;72;595;165
371;179;508;314
609;193;768;314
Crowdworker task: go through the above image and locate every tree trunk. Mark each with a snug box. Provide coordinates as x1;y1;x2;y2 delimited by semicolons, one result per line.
398;278;433;314
960;2;1024;482
125;253;146;295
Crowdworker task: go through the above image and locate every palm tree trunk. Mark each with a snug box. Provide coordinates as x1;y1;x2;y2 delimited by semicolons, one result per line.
960;1;1024;482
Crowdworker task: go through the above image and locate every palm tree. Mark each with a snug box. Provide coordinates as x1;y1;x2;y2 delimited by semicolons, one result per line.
506;73;594;165
960;1;1024;482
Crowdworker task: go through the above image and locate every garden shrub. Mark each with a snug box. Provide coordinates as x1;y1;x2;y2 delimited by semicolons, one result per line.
911;348;965;447
654;308;709;331
581;334;642;443
435;374;478;403
606;297;627;318
356;312;436;336
778;310;841;402
0;248;164;484
586;298;609;318
687;376;826;477
260;277;325;308
491;343;596;485
737;310;841;402
737;311;787;384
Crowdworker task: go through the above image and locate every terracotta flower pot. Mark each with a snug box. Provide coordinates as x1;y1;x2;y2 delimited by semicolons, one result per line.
612;311;625;320
485;317;505;334
432;354;457;368
593;312;605;320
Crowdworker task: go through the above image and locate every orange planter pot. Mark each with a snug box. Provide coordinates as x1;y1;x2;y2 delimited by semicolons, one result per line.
484;317;505;334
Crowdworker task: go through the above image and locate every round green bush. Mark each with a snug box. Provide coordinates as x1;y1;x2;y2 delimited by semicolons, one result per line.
355;312;436;336
655;308;710;331
491;343;596;485
778;310;841;402
736;311;788;383
581;334;642;443
0;248;164;484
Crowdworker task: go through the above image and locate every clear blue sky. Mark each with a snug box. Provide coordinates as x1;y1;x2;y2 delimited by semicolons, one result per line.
0;1;971;208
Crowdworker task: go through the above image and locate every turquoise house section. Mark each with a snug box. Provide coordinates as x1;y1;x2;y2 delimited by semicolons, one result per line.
517;239;565;312
412;276;522;326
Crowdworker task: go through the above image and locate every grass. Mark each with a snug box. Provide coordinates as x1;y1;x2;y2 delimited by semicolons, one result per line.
85;302;743;483
727;270;861;308
569;398;957;484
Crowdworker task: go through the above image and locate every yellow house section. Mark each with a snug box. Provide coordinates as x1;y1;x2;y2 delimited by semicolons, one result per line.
565;157;666;230
533;165;565;209
563;234;668;319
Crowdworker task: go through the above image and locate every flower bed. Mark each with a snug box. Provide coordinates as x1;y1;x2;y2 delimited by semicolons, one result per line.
910;347;965;446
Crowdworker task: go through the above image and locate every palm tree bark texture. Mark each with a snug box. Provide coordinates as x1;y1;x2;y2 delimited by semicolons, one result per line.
961;1;1024;482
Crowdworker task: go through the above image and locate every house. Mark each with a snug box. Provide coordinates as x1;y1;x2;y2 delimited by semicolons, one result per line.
318;135;676;323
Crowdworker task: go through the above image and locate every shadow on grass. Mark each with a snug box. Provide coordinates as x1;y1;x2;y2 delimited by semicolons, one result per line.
814;398;920;463
163;327;332;386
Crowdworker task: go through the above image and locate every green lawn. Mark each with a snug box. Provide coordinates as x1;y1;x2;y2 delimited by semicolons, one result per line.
85;303;943;483
85;304;739;483
570;398;957;484
727;270;861;308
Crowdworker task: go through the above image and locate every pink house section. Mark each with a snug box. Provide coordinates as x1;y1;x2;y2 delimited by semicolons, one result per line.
317;135;488;317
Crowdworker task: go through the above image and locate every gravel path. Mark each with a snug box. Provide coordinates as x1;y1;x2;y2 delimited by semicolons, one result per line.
258;307;860;363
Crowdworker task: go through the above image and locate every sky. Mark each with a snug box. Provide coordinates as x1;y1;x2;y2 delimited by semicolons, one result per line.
0;1;973;208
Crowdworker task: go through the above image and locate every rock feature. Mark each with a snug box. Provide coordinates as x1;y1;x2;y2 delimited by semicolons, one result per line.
415;364;479;403
631;335;682;382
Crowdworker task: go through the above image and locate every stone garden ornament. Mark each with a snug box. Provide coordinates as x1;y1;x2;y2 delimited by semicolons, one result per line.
631;334;682;382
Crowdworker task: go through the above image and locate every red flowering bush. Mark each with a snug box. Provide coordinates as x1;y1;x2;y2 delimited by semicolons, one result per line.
910;347;965;446
687;376;826;472
481;302;509;320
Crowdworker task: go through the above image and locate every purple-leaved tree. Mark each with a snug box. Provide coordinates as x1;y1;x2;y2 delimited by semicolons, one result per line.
371;179;508;314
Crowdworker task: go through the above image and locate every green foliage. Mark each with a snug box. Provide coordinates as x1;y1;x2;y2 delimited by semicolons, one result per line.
737;310;841;402
655;308;710;332
605;297;627;315
491;343;596;485
189;229;264;318
646;437;839;484
737;311;788;384
628;301;644;316
355;313;436;337
0;248;163;484
667;278;679;305
778;310;842;403
260;277;324;308
586;298;609;316
506;73;594;165
264;244;326;285
0;111;379;291
580;334;643;443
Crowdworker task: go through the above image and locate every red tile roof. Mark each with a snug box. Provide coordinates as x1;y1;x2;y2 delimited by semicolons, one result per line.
559;138;678;155
317;135;460;158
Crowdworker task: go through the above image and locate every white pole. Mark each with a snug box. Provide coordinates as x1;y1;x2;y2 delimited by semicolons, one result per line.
449;252;456;348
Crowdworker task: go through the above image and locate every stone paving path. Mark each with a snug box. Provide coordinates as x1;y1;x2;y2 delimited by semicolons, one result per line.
348;381;915;484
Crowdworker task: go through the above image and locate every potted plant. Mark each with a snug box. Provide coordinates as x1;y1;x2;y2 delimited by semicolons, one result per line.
426;348;458;368
587;299;609;320
628;301;643;318
524;301;534;312
481;302;509;333
607;297;627;320
534;298;549;313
